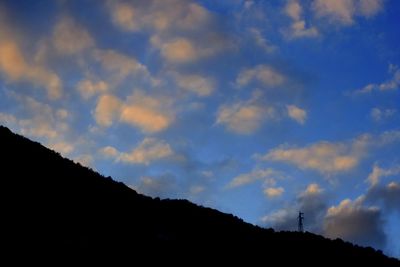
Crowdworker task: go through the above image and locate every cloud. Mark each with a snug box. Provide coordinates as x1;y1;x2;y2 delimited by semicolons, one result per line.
77;79;109;99
366;164;400;187
355;65;400;94
302;183;324;196
52;17;94;55
264;187;285;198
133;173;177;198
101;138;173;165
216;101;274;134
367;182;400;213
323;197;386;249
236;64;285;88
312;0;383;25
93;49;150;81
100;146;119;158
108;0;226;64
283;0;319;39
120;91;173;133
49;142;74;155
262;183;327;232
150;35;224;64
262;141;359;174
0;39;62;99
358;0;384;17
151;36;198;63
74;154;94;167
261;130;400;175
287;105;307;124
94;94;122;127
249;28;277;53
227;168;280;189
108;0;211;33
173;73;215;97
370;107;396;122
94;91;173;133
8;95;69;140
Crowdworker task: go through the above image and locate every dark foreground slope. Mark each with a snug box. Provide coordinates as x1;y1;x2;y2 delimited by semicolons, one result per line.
1;126;399;265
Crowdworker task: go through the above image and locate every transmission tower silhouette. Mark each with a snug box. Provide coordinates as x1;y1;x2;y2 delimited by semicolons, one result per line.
298;212;304;232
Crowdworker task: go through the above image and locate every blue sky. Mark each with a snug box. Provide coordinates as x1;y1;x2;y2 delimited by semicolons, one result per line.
0;0;399;258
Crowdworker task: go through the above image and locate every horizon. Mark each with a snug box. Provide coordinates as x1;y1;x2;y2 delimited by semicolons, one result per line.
0;0;399;258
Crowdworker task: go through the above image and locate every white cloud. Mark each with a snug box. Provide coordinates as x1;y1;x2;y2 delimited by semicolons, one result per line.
108;0;211;33
312;0;383;25
151;35;220;64
261;130;400;174
77;79;108;99
249;28;277;53
120;91;174;133
93;49;150;81
370;107;396;122
216;101;274;134
0;39;62;99
262;141;360;174
324;197;386;249
74;154;94;167
94;91;174;133
264;187;285;198
49;142;74;155
134;174;177;198
52;17;94;55
189;185;206;195
283;0;319;39
261;183;327;231
94;94;122;127
356;66;400;94
101;138;173;165
236;64;285;88
100;146;119;158
261;209;291;225
173;73;215;97
227;168;280;188
287;105;307;124
302;183;323;196
358;0;384;17
0;112;17;125
366;164;400;187
108;0;225;64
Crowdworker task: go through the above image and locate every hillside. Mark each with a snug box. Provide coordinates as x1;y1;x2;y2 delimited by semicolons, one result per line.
1;125;399;265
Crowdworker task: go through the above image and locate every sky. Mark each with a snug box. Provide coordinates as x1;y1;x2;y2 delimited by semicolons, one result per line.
0;0;399;258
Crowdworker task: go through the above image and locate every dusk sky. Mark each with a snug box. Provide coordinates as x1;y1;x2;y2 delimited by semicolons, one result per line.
0;0;399;258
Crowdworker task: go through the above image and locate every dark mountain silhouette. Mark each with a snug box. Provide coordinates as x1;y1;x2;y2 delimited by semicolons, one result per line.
1;125;399;265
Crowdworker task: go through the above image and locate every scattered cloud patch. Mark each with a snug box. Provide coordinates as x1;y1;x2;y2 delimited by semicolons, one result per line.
287;105;307;124
366;164;400;187
94;91;174;133
249;28;277;53
355;65;400;94
216;101;274;134
312;0;383;25
52;17;94;55
283;0;319;39
264;187;285;198
0;39;62;99
370;107;396;122
101;138;173;165
77;79;108;99
262;141;359;174
236;64;285;88
173;73;215;97
227;168;280;189
323;197;386;249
